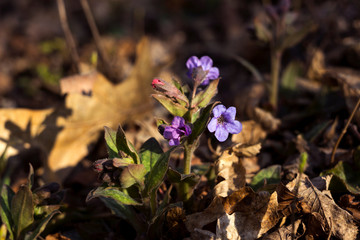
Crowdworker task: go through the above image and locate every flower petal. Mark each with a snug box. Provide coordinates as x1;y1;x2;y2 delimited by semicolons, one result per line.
163;127;180;139
212;105;226;118
207;117;218;132
223;106;236;121
183;124;192;136
207;67;219;80
224;120;242;134
215;125;229;142
200;56;213;70
186;56;200;70
168;138;180;146
172;116;184;128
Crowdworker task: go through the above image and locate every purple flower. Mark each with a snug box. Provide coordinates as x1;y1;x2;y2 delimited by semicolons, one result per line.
163;116;192;146
207;105;242;142
186;56;219;85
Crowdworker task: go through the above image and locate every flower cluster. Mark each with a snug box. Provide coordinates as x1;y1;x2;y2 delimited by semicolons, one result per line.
163;116;191;146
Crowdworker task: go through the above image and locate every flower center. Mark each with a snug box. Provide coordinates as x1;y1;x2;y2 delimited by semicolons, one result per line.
217;115;225;125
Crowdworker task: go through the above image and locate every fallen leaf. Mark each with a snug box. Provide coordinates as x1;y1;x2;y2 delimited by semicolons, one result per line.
216;190;279;240
0;37;167;182
253;107;281;132
214;150;246;197
59;72;97;95
231;120;267;146
287;176;358;239
262;219;304;240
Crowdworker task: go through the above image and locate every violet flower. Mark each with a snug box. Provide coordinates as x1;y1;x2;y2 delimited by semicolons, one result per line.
163;116;192;146
186;56;219;85
207;105;242;142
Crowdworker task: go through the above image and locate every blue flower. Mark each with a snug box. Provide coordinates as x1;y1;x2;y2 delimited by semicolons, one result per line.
207;105;242;142
163;116;192;146
186;56;219;85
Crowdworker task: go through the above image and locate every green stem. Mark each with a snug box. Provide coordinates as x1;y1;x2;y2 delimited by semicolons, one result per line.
150;190;157;217
270;49;282;110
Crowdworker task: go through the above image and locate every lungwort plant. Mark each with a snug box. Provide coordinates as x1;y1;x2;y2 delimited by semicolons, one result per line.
88;56;242;239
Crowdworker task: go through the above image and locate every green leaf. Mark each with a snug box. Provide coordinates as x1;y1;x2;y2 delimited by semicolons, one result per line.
99;197;146;233
116;125;140;164
24;210;60;240
145;149;173;194
254;18;272;42
281;61;303;91
104;126;119;158
0;224;7;240
188;102;219;144
152;94;188;117
279;22;317;51
156;118;168;128
11;185;34;239
0;185;14;240
192;78;219;108
120;164;147;189
250;165;281;192
139;138;164;172
167;168;200;185
321;161;360;195
86;187;141;205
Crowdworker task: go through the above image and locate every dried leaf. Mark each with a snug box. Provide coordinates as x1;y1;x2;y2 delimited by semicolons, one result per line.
232;143;261;158
0;37;166;182
216;191;279;240
60;73;96;95
287;176;358;239
232;120;267;145
214;150;246;197
263;219;304;240
253;107;281;132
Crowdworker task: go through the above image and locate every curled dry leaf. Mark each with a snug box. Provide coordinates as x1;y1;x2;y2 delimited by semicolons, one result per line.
232;143;261;158
232;120;267;146
0;37;166;182
286;176;358;239
216;190;279;240
253;107;281;132
262;219;304;240
214;150;246;197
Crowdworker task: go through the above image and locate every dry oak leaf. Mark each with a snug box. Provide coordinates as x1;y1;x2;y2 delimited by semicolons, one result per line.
232;120;267;146
287;176;358;240
216;190;279;240
0;37;165;182
214;150;246;197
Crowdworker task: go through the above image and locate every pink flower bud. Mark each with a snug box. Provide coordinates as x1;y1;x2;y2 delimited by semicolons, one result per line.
152;78;165;89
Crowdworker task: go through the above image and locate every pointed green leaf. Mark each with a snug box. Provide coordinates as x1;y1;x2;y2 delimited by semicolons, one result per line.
11;185;34;239
250;165;281;192
116;125;140;164
321;161;360;195
120;164;147;189
152;94;188;117
188;102;219;143
104;126;119;158
281;61;303;91
139;138;164;172
112;157;134;168
24;210;60;240
192;78;219;108
0;185;14;240
145;149;173;194
0;224;7;240
86;187;141;205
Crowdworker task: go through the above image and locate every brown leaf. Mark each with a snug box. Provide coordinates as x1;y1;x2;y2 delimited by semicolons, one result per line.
231;120;267;146
286;176;358;239
253;107;281;132
216;191;279;240
60;72;97;95
45;233;71;240
232;143;261;158
0;37;166;182
214;150;246;197
262;219;305;240
185;197;225;233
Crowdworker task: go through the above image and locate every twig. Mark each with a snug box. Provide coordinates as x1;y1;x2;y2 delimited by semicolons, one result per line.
79;0;112;77
56;0;80;72
330;97;360;165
